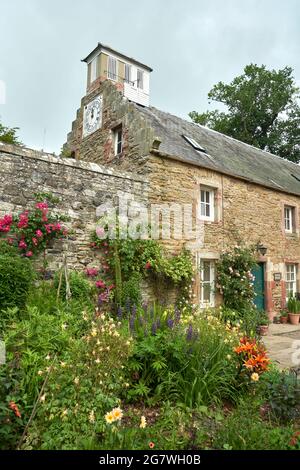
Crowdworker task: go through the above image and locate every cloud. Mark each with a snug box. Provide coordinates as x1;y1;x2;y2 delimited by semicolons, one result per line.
0;0;299;153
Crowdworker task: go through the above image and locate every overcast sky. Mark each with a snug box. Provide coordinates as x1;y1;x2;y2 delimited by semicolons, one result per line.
0;0;299;154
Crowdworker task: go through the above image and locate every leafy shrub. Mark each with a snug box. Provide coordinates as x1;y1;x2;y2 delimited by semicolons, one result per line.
54;270;94;300
125;307;239;406
23;312;133;449
0;252;35;310
212;398;294;450
216;245;257;310
121;273;142;307
263;371;300;423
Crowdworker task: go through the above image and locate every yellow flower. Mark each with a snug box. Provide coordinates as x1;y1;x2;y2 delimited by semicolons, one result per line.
112;407;123;421
140;416;147;429
91;328;97;337
105;412;114;424
251;372;259;382
226;354;232;360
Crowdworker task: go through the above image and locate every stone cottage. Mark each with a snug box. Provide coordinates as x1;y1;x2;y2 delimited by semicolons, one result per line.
63;43;300;319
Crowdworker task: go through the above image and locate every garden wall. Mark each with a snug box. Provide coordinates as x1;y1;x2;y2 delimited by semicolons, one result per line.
0;143;149;272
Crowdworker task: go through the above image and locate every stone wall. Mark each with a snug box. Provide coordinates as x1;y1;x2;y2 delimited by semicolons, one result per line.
0;143;148;272
65;80;155;175
148;151;300;316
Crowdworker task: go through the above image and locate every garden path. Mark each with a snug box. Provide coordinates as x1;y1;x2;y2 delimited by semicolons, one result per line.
263;323;300;370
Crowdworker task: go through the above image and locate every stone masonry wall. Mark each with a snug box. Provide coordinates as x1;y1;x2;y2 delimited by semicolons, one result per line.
0;143;149;272
65;80;155;175
148;151;300;316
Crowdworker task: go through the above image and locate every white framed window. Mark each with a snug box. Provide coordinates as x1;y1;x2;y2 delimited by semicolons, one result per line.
113;126;122;155
137;69;144;89
284;206;294;233
108;56;117;80
286;264;297;300
125;64;132;84
90;56;98;83
200;188;215;221
199;259;215;308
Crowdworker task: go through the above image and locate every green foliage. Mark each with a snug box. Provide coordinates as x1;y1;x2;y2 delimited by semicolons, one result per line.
216;245;257;310
263;371;300;423
92;219;194;306
54;270;94;301
22;312;133;450
0;251;35;310
287;293;300;314
212;398;294;450
126;308;239;407
121;272;142;307
189;64;300;163
0;120;22;146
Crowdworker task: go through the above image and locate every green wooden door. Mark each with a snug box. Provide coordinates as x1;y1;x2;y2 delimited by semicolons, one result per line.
252;263;265;310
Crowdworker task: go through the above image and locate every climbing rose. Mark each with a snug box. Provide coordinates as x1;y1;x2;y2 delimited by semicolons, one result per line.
36;229;43;238
25;251;33;257
18;240;27;249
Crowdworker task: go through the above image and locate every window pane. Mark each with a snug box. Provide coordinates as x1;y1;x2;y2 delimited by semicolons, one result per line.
125;64;131;83
203;283;211;302
202;261;211;282
205;203;210;217
137;69;143;89
200;203;206;216
200;190;205;203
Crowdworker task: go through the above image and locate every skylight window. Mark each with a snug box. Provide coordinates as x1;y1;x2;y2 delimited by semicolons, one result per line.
182;135;206;153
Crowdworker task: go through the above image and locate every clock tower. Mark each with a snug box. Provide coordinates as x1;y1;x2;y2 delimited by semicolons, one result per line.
63;44;154;171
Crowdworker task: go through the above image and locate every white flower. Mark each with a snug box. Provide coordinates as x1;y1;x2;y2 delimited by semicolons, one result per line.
40;394;46;402
74;377;80;385
38;370;43;376
61;323;68;330
89;410;95;423
45;355;51;361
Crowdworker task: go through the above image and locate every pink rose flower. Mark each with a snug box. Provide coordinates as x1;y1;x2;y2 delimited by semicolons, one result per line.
25;251;33;257
36;229;43;238
19;240;27;249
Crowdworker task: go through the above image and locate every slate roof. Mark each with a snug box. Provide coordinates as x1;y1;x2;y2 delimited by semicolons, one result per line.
136;105;300;197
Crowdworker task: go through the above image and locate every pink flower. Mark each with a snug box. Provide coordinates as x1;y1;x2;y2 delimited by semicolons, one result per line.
53;223;62;231
44;224;53;234
25;251;33;257
32;237;38;246
86;268;99;277
36;229;43;238
95;280;106;289
19;240;27;249
17;212;29;229
35;202;48;211
96;227;105;239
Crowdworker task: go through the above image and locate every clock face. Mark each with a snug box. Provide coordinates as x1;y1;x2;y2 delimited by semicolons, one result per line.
83;95;103;137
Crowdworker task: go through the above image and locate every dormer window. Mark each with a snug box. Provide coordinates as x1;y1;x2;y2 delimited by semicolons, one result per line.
108;56;117;80
113;126;123;155
137;69;144;89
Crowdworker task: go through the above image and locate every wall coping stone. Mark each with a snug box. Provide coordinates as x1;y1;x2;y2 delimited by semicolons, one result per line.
0;142;147;184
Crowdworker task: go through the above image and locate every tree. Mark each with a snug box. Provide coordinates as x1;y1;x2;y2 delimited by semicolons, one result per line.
189;64;300;163
0;120;22;146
